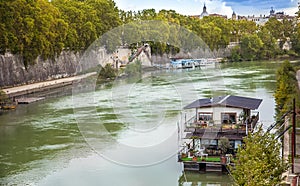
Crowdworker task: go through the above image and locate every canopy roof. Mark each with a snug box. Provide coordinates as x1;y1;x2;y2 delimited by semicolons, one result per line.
184;95;262;110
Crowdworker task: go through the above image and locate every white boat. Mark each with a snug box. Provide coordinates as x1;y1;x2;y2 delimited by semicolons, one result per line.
170;58;216;69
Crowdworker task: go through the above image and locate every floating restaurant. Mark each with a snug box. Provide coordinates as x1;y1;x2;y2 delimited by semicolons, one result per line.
178;95;262;172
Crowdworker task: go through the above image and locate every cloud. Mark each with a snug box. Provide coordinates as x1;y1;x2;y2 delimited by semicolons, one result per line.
208;1;234;18
283;6;298;16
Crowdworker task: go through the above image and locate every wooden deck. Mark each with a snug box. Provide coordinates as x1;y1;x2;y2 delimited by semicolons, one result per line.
16;97;45;104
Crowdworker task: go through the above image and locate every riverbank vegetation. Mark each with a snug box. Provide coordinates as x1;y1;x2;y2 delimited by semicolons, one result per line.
0;89;12;109
98;60;142;82
274;60;300;124
0;0;121;68
231;125;288;186
0;0;300;67
98;64;117;81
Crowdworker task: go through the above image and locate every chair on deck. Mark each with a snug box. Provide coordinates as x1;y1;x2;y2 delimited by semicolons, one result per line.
195;147;208;159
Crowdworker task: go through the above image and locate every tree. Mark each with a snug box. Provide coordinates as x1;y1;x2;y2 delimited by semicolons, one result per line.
291;23;300;54
296;2;300;18
257;26;279;59
231;125;288;186
0;0;68;67
265;17;284;42
0;89;10;107
228;45;241;62
292;5;300;54
218;137;231;155
240;33;263;61
98;64;116;79
274;60;298;119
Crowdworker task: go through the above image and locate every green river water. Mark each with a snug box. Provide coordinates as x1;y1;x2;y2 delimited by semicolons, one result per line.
0;61;297;186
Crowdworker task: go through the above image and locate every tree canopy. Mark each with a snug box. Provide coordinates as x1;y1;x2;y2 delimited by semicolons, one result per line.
0;0;121;67
274;60;299;120
231;125;288;186
0;1;299;67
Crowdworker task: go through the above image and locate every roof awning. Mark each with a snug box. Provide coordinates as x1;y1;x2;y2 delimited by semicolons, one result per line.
184;95;262;110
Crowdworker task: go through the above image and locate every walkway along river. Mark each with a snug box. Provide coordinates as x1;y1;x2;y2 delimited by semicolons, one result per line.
0;61;297;185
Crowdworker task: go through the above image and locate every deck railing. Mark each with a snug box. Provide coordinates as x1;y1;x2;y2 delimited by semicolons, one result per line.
184;112;260;135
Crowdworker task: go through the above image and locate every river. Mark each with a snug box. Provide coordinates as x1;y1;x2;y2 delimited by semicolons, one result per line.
0;61;293;185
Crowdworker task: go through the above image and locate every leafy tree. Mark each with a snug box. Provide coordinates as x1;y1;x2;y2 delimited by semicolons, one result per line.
86;0;121;36
218;137;231;155
124;60;142;76
0;90;10;107
265;17;284;41
228;46;241;62
240;33;263;61
0;0;68;67
231;125;288;186
98;64;117;79
274;60;298;119
296;2;300;18
282;18;294;39
257;26;279;59
198;22;222;50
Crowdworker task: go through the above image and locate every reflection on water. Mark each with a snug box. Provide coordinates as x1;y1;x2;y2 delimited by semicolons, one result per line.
179;171;233;186
0;61;295;185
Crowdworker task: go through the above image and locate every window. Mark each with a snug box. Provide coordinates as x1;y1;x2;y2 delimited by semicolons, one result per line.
234;140;242;149
221;113;237;124
198;112;213;122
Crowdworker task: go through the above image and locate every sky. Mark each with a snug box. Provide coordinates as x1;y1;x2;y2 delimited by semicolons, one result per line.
114;0;299;18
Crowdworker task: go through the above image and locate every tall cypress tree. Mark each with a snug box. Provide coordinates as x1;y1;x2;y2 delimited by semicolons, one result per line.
274;60;297;120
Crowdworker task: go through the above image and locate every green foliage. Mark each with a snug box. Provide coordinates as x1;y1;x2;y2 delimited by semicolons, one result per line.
240;34;263;61
218;137;231;155
124;60;142;76
274;60;298;119
257;27;280;59
53;0;121;51
231;125;288;186
265;18;284;41
228;46;241;62
1;2;299;67
0;0;121;67
0;90;10;106
98;64;117;79
0;0;68;67
292;23;300;55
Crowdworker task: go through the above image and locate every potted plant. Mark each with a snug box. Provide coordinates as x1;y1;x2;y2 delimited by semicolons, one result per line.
218;137;231;164
192;156;198;162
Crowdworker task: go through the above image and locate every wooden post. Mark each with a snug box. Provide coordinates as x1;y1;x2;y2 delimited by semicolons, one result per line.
192;138;195;150
283;116;290;164
292;98;296;173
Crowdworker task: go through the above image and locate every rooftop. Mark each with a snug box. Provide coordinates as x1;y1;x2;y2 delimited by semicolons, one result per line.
184;95;262;110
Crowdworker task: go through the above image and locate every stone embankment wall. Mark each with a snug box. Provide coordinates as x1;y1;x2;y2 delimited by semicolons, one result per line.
0;51;80;87
0;47;132;88
0;45;229;88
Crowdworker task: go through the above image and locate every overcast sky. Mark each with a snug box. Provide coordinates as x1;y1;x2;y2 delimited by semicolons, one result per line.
114;0;298;18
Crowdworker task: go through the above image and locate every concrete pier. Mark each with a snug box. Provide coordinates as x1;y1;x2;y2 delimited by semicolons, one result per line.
15;97;45;104
2;72;96;99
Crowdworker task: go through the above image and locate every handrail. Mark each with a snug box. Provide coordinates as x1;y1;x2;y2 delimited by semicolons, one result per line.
184;116;196;127
266;110;292;133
